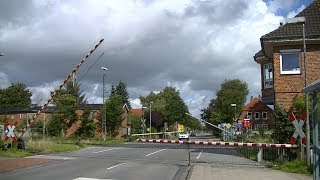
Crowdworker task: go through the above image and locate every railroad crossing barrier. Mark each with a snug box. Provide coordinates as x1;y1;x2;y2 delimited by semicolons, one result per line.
137;139;298;163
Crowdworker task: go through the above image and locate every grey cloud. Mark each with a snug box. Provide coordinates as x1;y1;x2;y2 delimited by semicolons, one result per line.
184;0;249;25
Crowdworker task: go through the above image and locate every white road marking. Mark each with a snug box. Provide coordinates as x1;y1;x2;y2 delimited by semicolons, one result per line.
106;163;126;170
93;148;119;154
79;147;97;151
74;177;117;180
196;150;204;160
145;149;166;157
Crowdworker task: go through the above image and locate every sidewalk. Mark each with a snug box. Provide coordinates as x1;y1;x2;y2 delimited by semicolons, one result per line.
0;157;55;173
188;164;312;180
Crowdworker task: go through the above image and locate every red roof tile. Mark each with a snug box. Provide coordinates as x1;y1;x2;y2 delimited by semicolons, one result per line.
243;98;272;111
130;109;144;117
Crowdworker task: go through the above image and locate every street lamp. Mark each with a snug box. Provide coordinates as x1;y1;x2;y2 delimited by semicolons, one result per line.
101;67;108;135
149;102;153;139
142;106;148;135
231;104;237;122
285;16;310;165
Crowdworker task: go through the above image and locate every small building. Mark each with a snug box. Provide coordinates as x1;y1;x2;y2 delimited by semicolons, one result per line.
238;97;274;131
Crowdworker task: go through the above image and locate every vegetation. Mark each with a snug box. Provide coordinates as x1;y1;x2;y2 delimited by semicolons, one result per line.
105;94;124;137
140;86;189;127
0;82;32;109
115;80;131;109
272;105;294;144
75;108;96;138
272;160;312;175
200;79;249;135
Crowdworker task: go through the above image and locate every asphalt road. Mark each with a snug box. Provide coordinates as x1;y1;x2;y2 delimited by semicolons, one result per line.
0;136;260;180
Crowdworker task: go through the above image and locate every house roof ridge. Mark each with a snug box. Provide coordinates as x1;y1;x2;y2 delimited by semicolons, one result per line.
261;1;320;40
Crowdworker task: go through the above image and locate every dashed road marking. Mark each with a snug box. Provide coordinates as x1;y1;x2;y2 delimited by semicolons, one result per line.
145;149;166;157
196;149;204;160
106;163;126;170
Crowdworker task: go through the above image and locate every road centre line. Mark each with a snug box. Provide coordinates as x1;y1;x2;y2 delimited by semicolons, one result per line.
146;149;166;157
196;149;203;160
106;162;126;170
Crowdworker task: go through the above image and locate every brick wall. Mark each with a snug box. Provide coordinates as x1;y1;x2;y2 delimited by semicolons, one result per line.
273;44;320;110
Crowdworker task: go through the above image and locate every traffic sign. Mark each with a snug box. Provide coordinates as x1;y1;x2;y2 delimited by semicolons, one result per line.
243;119;250;128
226;123;231;129
289;112;306;145
4;120;18;142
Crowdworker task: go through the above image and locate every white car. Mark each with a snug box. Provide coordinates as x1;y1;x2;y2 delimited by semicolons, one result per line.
178;132;189;140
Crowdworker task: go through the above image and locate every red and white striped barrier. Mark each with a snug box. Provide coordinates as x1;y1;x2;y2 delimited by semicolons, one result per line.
18;38;104;139
137;139;298;148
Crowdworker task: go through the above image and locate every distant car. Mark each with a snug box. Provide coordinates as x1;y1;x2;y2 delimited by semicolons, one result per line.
178;132;189;140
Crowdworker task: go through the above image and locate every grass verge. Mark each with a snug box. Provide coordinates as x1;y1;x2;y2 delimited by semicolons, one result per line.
0;149;31;158
27;139;81;153
272;160;312;175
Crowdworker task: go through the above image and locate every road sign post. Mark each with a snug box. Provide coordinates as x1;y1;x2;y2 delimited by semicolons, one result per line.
289;112;306;145
4;120;18;142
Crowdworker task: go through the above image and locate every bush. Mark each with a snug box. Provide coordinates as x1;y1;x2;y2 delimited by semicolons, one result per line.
47;114;67;136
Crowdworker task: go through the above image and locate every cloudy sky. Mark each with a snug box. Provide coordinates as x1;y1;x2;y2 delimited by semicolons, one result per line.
0;0;314;117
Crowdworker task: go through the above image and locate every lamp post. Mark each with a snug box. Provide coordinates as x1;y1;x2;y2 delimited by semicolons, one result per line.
101;67;108;135
142;106;148;136
285;16;310;165
149;102;153;139
231;104;237;121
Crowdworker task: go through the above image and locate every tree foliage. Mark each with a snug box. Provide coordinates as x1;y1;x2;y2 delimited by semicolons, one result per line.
76;108;96;138
200;79;248;134
105;94;123;137
0;83;32;109
272;105;295;144
47;114;67;136
139;86;189;127
128;113;143;134
115;80;131;109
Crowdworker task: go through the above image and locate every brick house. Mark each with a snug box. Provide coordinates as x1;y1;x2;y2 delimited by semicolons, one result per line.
238;97;273;130
254;1;320;111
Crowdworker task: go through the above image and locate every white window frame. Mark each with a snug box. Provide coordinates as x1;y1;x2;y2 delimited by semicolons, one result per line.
262;112;267;120
19;114;23;119
280;49;301;75
247;112;252;119
254;112;260;120
263;124;268;129
254;124;260;130
263;63;273;88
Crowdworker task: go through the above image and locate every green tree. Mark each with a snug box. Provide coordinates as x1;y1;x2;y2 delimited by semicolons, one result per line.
115;80;131;109
273;105;295;144
105;94;123;137
139;87;189;126
76;108;96;138
183;116;202;131
54;81;86;105
128;113;143;134
110;85;116;96
0;83;32;109
214;79;249;123
47;114;67;136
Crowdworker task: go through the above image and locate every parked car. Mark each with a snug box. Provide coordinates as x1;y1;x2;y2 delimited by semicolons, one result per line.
178;132;189;140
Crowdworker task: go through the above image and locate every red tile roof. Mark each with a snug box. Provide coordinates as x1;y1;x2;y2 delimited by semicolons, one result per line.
262;0;320;40
243;98;272;111
130;109;144;117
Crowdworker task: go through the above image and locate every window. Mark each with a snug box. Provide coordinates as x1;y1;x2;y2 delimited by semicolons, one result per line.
254;124;260;130
255;112;260;120
262;112;267;120
263;63;273;88
263;124;268;129
11;115;14;120
280;49;301;74
19;114;23;119
247;112;252;119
